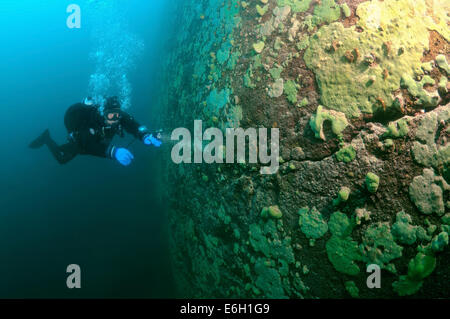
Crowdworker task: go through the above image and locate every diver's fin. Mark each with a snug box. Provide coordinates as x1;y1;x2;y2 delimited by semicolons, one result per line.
29;129;50;149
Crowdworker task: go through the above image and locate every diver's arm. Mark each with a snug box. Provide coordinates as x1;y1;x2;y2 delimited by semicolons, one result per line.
121;112;162;147
93;143;134;166
88;142;111;159
120;112;149;142
105;144;134;166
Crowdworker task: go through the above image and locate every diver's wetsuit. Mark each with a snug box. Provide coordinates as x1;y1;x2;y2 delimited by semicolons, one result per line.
46;103;148;164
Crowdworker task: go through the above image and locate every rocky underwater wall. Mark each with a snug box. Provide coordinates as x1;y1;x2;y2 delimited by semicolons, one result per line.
159;0;449;298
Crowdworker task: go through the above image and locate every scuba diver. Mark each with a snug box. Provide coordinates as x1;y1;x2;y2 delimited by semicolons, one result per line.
29;96;162;166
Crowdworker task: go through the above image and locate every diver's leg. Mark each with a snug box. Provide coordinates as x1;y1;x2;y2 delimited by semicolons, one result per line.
30;129;78;164
44;134;78;165
30;129;73;163
29;129;50;149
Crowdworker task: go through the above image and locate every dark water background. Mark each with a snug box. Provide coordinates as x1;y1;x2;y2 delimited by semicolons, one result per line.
0;0;175;298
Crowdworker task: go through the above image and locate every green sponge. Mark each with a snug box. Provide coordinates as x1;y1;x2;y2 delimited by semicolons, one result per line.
253;41;265;53
328;211;352;237
384;119;409;138
277;0;312;13
256;4;269;16
284;80;299;104
298;206;328;239
341;4;351;18
345;281;359;298
365;173;380;193
326;212;362;276
392;211;418;245
310;105;349;141
261;206;283;219
336;146;356;163
436;54;449;74
360;222;403;272
393;252;436;296
431;232;449;252
333;187;351;206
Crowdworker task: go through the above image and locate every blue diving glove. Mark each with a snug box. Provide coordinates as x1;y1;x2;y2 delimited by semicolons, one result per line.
143;134;162;147
113;148;134;166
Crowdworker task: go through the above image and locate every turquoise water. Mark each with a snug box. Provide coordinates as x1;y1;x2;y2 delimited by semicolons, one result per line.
0;0;174;297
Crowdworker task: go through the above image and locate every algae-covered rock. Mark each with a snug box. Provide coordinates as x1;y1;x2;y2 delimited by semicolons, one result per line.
438;76;448;93
284;80;299;104
384;139;394;149
409;168;449;216
291;146;305;160
253;41;265;53
261;205;283;219
249;220;295;263
304;0;449;118
278;0;312;13
269;66;283;80
392;275;424;296
360;222;403;272
298;206;328;239
254;258;287;298
384;119;409;139
345;281;359;298
408;252;437;281
335;145;356;163
411;107;450;170
393;252;436;296
355;208;371;225
338;187;350;202
436;54;449;74
162;0;450;299
326;236;362;276
310;105;348;141
431;232;449;252
269;78;284;98
333;187;350;206
442;214;450;225
328;211;352;237
297;36;309;51
256;4;269;16
365;172;380;193
340;3;351;18
298;97;308;107
400;74;440;107
260;5;291;37
312;0;341;25
206;88;231;115
326;212;362;276
392;212;420;245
